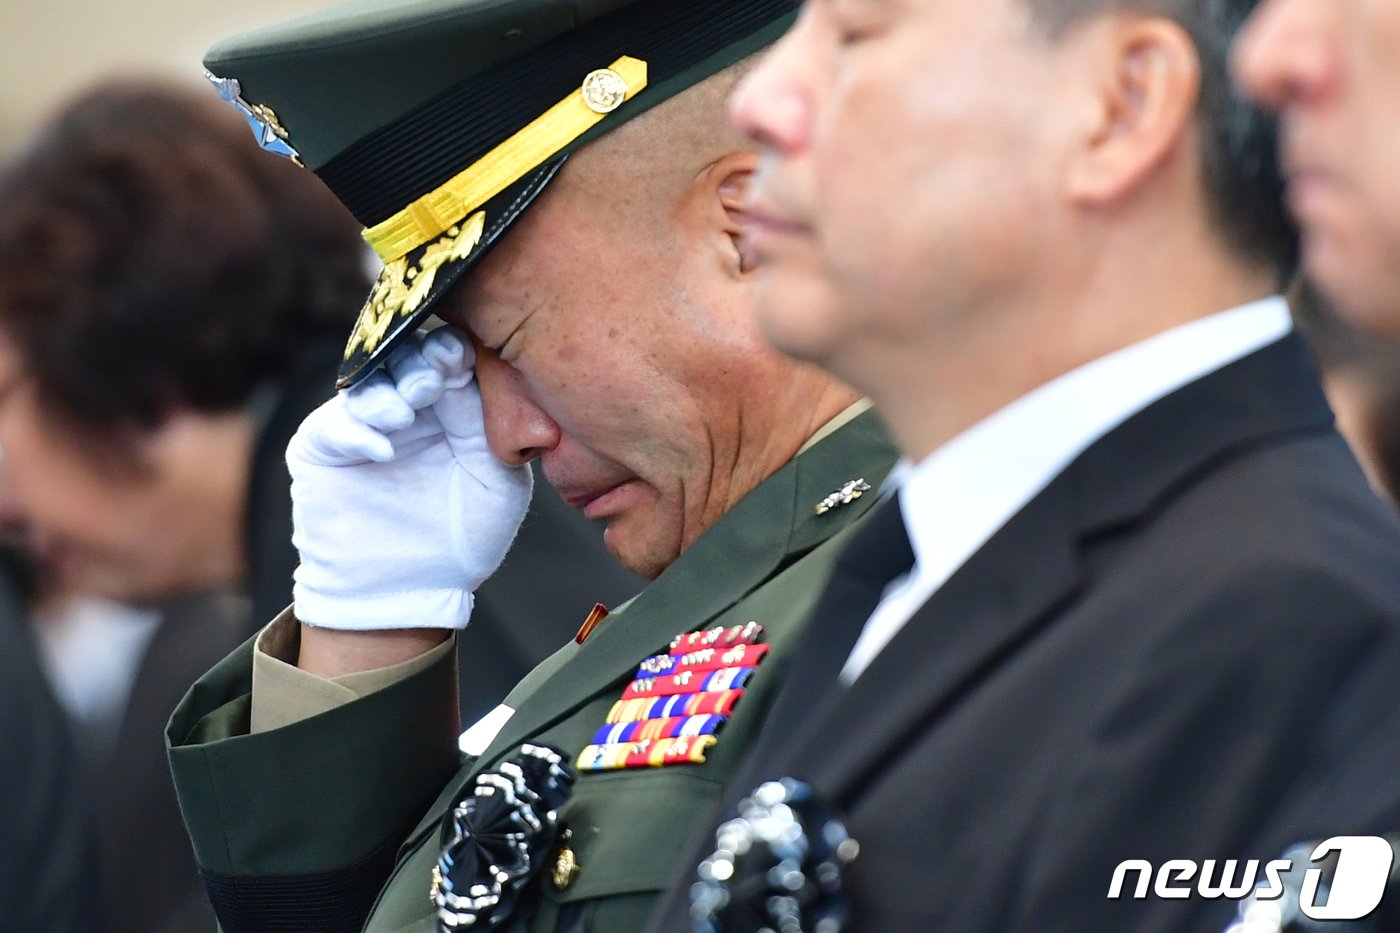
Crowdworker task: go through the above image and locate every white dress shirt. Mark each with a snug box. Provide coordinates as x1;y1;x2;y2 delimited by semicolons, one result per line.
839;296;1294;683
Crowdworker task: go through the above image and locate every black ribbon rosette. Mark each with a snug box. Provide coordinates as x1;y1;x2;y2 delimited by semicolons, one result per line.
690;778;860;933
434;743;576;931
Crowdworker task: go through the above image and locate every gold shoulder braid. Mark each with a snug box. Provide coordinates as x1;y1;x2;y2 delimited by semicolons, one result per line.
345;211;486;360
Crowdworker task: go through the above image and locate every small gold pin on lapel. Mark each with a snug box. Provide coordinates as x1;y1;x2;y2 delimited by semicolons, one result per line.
816;478;872;516
581;68;629;113
552;829;581;890
430;864;443;904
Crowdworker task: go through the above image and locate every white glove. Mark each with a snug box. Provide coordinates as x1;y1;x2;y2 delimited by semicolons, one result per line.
287;327;533;630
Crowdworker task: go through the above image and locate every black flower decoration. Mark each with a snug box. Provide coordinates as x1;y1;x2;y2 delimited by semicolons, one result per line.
435;743;575;931
691;778;860;933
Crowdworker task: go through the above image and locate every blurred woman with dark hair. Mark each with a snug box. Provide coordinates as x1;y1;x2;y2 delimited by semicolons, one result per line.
0;78;370;933
0;79;640;932
0;79;370;615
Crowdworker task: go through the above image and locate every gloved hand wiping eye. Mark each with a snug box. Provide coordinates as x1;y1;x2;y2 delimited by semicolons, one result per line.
287;326;533;631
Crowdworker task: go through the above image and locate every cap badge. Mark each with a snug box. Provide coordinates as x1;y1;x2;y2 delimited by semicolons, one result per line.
204;70;302;166
581;68;629;114
816;478;872;516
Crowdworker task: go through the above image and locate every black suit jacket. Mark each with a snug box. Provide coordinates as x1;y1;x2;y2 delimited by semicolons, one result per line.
0;568;93;933
93;594;251;933
651;334;1400;933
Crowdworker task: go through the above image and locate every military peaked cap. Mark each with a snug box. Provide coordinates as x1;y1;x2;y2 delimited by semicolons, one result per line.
204;0;796;388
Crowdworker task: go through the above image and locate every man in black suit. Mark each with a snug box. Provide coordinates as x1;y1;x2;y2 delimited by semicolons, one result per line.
649;1;1400;931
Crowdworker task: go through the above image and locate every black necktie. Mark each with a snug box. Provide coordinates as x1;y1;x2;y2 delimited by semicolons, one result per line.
650;496;918;933
748;492;916;763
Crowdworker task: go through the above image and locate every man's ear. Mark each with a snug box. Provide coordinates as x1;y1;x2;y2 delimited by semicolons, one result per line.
689;151;761;274
1065;16;1201;207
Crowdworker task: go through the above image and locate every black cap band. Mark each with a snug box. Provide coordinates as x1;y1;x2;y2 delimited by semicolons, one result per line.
318;0;796;227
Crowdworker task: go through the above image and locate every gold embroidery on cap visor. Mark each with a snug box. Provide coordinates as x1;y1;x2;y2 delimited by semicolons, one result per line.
345;211;486;362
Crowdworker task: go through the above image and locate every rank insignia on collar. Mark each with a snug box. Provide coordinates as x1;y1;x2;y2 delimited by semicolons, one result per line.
816;478;872;516
576;622;769;773
204;70;303;166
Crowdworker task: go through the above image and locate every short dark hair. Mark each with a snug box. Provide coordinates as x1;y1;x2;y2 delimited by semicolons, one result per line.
1025;0;1297;285
0;80;369;440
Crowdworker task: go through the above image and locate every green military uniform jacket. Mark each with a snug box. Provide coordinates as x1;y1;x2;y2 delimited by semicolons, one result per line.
167;411;896;933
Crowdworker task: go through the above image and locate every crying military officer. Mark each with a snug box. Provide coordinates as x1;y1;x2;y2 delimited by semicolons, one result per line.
167;2;896;932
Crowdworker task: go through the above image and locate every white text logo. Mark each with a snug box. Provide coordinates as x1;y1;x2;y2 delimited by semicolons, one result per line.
1107;836;1393;921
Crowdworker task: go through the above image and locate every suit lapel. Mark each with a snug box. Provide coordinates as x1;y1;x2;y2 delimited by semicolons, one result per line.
788;334;1336;805
793;478;1084;805
480;410;898;766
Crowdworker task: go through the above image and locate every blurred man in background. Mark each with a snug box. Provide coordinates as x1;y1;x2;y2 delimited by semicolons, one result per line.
1236;0;1400;336
1228;6;1400;928
1291;276;1400;504
652;1;1400;930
